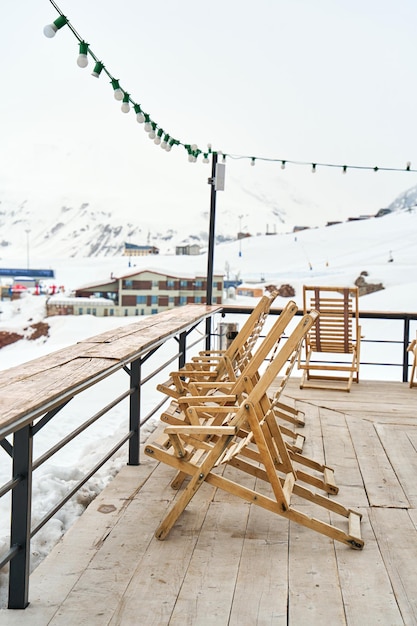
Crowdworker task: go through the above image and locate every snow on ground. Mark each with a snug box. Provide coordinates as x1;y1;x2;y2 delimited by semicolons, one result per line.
1;210;417;606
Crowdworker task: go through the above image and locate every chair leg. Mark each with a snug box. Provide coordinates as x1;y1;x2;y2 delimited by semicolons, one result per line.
155;435;234;540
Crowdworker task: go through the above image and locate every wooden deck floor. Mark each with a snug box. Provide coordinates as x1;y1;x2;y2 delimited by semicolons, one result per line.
2;379;417;625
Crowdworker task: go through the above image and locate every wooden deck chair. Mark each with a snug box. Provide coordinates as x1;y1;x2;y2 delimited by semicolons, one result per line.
145;312;364;550
159;309;337;494
407;333;417;388
298;285;361;392
160;300;305;455
157;291;280;400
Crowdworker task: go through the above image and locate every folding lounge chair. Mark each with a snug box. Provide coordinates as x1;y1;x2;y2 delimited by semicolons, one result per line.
298;285;361;392
145;311;364;549
160;300;306;453
157;291;280;400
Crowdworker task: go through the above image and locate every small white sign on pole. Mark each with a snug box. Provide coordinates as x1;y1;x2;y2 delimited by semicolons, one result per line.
215;162;226;191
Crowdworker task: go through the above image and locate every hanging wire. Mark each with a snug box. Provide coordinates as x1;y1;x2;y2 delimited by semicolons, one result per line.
46;0;417;174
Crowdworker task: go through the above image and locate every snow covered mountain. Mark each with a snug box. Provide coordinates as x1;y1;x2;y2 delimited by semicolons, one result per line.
0;182;416;261
388;182;417;212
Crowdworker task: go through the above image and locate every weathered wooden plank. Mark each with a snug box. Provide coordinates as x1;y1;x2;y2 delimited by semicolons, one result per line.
50;463;211;626
0;305;219;389
333;508;404;626
288;506;346;625
107;481;220;625
168;500;250;626
319;407;369;508
283;379;414;420
368;507;417;625
375;424;417;507
348;416;409;508
0;357;118;430
229;478;289;626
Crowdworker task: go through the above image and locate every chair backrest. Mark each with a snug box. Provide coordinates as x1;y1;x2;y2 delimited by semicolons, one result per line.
231;311;319;416
302;286;359;354
225;290;279;374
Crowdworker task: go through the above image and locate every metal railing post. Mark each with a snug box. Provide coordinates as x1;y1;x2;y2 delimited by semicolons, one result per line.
128;358;141;466
179;330;186;369
205;316;212;351
403;317;411;383
8;424;32;609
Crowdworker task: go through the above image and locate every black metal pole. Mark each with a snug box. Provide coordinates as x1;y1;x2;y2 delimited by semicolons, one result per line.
178;330;187;370
8;424;32;609
128;358;141;465
403;316;410;383
205;151;218;350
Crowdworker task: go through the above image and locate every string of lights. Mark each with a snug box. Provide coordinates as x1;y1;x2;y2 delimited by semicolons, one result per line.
44;0;417;174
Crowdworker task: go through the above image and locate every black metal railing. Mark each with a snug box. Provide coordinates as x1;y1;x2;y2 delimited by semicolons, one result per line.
220;305;417;382
0;310;210;609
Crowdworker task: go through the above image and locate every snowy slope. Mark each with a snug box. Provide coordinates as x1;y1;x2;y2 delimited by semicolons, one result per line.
1;179;416;260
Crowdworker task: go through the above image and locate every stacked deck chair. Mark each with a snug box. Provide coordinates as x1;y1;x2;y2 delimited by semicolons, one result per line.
158;296;306;450
145;310;364;549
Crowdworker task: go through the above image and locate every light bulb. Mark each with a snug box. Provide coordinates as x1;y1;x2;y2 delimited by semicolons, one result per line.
111;79;124;101
188;154;194;162
281;161;286;170
77;42;89;68
165;143;172;152
121;93;130;113
133;104;145;123
154;129;163;145
251;158;255;166
43;24;57;38
148;130;156;139
43;15;68;38
342;165;347;174
312;163;317;173
203;154;209;164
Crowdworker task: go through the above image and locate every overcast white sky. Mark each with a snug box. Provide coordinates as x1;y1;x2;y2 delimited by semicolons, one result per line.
1;0;417;233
